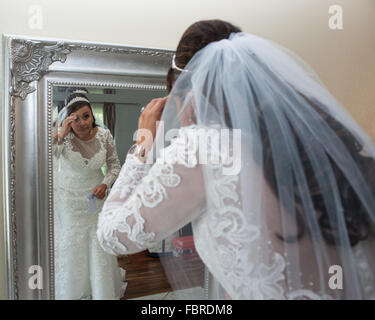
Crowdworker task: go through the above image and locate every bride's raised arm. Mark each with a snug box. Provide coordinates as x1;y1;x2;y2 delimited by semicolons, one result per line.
97;126;206;256
101;129;121;188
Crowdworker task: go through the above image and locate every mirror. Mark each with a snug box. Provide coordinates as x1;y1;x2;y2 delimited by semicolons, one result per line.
2;35;208;299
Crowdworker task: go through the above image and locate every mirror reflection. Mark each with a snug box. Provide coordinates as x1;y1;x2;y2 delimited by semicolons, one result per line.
52;86;205;300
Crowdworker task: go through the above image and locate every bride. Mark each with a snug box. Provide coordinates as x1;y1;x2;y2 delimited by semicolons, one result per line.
53;89;126;299
97;20;375;299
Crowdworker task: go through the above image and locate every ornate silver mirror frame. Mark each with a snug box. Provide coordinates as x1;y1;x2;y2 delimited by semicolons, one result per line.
2;34;212;300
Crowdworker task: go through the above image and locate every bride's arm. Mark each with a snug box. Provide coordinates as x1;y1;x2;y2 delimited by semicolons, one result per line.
97;127;206;256
52;130;68;158
52;116;75;158
101;129;122;188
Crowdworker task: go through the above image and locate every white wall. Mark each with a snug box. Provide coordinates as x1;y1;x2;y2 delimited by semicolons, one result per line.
0;0;374;299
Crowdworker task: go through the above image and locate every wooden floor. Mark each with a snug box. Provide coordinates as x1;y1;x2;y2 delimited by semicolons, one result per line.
118;251;205;300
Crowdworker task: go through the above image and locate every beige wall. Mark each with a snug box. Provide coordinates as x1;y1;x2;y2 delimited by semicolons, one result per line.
0;0;374;299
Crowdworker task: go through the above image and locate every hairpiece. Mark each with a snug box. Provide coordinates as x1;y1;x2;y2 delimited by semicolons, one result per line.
172;54;189;73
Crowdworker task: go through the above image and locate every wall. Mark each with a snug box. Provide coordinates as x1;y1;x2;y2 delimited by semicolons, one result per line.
114;89;166;165
0;0;374;299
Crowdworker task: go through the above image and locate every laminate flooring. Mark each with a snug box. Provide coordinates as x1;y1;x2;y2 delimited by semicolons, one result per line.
118;250;205;300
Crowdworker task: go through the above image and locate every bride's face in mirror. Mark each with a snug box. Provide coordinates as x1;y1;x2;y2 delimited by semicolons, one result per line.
70;105;95;136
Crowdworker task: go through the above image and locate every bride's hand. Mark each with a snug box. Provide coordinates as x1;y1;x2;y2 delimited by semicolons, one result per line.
93;184;107;200
59;113;77;139
136;96;168;151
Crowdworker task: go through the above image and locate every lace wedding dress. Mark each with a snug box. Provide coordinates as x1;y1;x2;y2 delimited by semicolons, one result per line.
53;126;126;300
97;124;375;300
96;32;375;299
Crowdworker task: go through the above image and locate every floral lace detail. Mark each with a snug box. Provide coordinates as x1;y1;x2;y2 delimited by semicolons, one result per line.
97;126;200;255
97;125;347;300
116;155;152;200
53;127;121;187
194;133;287;299
353;243;375;299
97;125;289;298
97;154;153;255
53;126;124;299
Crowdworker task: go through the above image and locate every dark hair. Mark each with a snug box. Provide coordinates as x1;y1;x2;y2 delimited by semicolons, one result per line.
252;56;375;246
259;93;375;247
249;53;374;246
65;88;97;128
169;20;375;247
166;19;242;93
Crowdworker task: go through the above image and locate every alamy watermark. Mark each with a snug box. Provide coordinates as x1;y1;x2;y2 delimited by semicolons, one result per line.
328;265;343;290
328;5;344;30
27;264;343;291
28;5;43;30
28;265;43;290
134;121;242;176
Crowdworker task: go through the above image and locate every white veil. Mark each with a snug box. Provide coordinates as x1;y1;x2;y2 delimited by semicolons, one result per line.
153;32;375;299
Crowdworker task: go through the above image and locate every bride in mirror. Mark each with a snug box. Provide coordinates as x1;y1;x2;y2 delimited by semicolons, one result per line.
53;88;126;299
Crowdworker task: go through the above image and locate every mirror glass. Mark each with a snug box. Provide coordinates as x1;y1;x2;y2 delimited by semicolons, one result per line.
52;86;205;300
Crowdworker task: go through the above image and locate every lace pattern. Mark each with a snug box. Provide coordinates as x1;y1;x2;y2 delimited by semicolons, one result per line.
53;126;124;299
97;124;374;300
97;126;200;255
53;127;121;187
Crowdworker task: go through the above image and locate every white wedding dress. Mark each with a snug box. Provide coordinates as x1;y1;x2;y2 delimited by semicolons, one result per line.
97;32;375;299
97;124;375;300
53;126;126;300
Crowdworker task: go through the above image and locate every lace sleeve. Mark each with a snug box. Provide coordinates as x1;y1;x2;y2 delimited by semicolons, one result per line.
102;130;121;187
53;140;64;158
97;126;206;256
52;135;69;158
